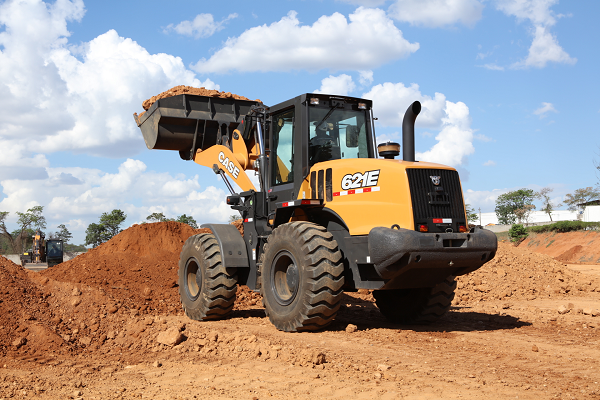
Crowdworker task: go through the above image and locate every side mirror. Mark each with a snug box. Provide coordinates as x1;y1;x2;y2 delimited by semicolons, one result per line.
346;125;359;148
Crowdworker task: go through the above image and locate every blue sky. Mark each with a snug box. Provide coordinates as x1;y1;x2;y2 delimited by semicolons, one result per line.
0;0;598;245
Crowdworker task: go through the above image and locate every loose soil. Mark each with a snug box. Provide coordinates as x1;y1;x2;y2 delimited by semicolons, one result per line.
1;224;600;399
135;85;262;120
520;231;600;264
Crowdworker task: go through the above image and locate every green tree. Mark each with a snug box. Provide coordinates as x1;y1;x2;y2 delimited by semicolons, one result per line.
465;204;478;225
536;187;559;222
176;214;198;229
508;223;528;243
514;204;536;225
85;209;127;247
55;224;72;244
16;206;46;252
563;187;600;218
495;189;536;225
228;214;240;223
85;223;105;248
146;212;170;222
99;209;127;238
0;211;15;253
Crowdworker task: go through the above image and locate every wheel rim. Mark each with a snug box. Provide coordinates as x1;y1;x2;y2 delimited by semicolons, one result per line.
271;250;299;306
185;258;201;301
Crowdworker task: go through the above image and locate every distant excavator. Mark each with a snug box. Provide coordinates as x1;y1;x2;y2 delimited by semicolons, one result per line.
20;230;63;268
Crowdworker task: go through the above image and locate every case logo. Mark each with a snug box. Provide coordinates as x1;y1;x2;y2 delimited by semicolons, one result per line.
430;175;441;185
218;152;240;179
341;170;380;190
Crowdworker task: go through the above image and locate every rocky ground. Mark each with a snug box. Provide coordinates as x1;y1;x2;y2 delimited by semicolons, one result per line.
1;223;600;400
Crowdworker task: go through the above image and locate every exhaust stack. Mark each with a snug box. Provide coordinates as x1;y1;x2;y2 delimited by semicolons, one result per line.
402;101;421;162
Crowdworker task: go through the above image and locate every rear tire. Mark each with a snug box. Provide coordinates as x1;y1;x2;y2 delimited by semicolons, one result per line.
178;233;238;320
373;276;456;324
260;222;344;332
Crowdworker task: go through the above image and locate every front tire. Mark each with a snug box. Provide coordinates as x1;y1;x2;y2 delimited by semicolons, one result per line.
260;222;344;332
178;233;238;320
373;276;457;324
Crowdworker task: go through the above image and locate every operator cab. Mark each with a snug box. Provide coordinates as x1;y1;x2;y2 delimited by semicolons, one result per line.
267;94;376;205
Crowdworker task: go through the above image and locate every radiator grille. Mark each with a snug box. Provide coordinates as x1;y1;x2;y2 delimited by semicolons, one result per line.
407;169;466;227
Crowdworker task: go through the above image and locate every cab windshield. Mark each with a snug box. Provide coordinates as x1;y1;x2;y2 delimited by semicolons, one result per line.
308;107;370;167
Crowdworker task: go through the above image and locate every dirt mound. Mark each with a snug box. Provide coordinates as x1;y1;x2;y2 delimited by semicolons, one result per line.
0;221;260;357
41;222;210;315
92;221;208;257
0;256;66;356
140;85;262;112
454;242;600;305
520;231;600;264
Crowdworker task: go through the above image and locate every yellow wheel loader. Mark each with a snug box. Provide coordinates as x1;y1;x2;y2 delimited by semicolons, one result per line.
135;93;497;332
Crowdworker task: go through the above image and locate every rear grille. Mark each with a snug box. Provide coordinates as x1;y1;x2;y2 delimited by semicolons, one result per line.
407;169;466;231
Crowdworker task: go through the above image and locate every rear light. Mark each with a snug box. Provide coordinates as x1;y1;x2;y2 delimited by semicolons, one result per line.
459;225;468;233
419;224;429;232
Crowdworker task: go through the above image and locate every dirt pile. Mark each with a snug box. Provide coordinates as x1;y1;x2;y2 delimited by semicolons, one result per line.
2;224;598;360
41;222;210;315
454;242;600;305
140;85;262;112
520;231;600;264
0;222;259;357
0;256;65;356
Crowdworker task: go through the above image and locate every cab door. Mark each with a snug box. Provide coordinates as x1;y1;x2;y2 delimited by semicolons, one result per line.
268;107;296;214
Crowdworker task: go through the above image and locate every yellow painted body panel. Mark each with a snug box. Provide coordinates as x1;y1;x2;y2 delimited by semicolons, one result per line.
194;145;256;192
298;159;460;236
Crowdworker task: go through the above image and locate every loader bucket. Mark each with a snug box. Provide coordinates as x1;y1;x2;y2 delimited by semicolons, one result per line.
134;94;262;153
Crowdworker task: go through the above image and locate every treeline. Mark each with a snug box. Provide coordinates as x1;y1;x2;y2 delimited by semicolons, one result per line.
0;206;84;254
84;210;198;248
467;186;600;226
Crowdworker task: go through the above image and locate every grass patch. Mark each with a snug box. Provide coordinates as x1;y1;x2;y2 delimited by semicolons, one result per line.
529;221;600;233
546;239;555;248
495;231;509;242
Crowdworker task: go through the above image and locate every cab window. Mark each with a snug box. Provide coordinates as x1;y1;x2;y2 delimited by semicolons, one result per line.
308;107;369;167
271;109;295;185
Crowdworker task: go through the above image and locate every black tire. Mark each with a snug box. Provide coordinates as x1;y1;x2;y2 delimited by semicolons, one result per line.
260;222;344;332
178;233;238;320
373;276;457;324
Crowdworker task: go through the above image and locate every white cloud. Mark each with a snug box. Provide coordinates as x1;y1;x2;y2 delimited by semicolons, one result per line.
475;133;494;142
533;102;557;118
495;0;557;26
483;160;496;166
0;0;217;163
495;0;576;68
363;82;475;167
463;189;506;213
337;0;388;5
0;159;231;243
416;101;474;167
164;13;238;39
464;183;570;213
388;0;484;27
363;82;447;128
191;8;419;73
514;25;576;68
315;74;356;96
358;70;374;86
481;63;505;71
